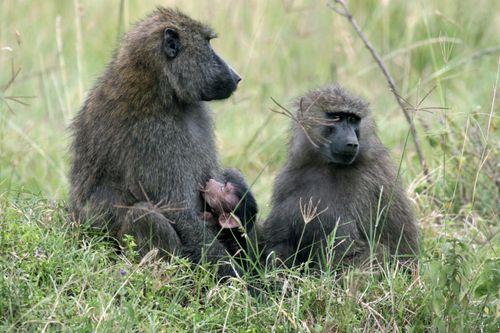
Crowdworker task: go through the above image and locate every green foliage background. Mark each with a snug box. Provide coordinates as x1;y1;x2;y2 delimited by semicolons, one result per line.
0;0;498;331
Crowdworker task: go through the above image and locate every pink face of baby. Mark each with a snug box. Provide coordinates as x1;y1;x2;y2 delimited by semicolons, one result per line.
202;179;240;214
201;179;242;229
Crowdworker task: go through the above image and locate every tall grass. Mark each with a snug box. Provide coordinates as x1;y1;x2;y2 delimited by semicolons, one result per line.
0;0;498;331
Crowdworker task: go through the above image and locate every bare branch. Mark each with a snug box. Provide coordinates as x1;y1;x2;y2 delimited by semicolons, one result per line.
331;0;431;181
114;182;186;224
270;96;335;148
1;60;36;112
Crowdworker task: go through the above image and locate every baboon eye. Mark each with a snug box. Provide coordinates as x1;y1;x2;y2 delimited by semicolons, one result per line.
348;116;359;123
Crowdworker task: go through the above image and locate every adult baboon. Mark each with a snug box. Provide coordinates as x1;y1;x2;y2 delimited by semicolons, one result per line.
69;8;252;277
259;84;419;268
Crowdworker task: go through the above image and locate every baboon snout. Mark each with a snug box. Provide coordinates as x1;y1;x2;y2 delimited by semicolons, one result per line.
328;133;359;165
344;140;359;154
335;142;358;157
334;128;359;156
200;62;241;101
230;69;242;84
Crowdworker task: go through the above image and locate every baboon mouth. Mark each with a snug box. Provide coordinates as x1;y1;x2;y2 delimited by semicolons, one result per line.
330;152;357;165
201;79;238;101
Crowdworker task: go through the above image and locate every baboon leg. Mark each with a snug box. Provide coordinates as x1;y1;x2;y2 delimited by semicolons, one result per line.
396;224;419;259
118;202;181;257
389;229;419;269
381;206;420;267
336;240;377;268
243;225;260;256
265;242;296;268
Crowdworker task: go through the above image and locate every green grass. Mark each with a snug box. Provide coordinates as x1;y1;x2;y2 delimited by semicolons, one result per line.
0;0;498;331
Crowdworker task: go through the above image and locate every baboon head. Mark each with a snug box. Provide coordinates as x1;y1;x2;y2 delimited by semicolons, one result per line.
117;7;241;103
201;178;257;230
290;84;374;166
201;179;242;229
202;179;241;215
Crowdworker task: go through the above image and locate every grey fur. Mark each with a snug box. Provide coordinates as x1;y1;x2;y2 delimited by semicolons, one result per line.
69;8;246;277
259;84;419;268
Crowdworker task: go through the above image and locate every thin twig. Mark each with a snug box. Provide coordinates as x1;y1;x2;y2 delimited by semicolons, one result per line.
1;60;36;112
270;96;336;148
114;181;186;223
330;0;431;181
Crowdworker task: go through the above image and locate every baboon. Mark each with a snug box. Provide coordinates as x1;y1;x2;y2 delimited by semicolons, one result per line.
69;8;253;277
259;84;419;268
200;171;258;256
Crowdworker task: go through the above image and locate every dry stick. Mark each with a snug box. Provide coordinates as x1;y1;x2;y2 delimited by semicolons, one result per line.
331;0;430;182
74;0;84;103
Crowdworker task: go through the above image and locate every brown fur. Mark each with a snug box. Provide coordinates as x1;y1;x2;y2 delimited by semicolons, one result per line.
69;8;247;277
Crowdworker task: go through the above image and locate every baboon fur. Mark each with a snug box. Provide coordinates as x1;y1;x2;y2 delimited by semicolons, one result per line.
69;8;248;277
258;84;419;268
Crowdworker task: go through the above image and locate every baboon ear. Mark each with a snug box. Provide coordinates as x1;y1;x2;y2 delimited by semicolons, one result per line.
163;28;180;59
218;213;241;229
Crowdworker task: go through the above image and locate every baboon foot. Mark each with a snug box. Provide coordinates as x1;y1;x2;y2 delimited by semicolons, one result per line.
118;202;182;258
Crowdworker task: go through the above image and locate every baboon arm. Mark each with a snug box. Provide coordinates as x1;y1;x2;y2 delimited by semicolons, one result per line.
221;167;257;231
264;242;296;268
77;187;183;255
374;167;420;259
383;201;419;259
259;207;298;267
82;188;237;276
118;201;181;257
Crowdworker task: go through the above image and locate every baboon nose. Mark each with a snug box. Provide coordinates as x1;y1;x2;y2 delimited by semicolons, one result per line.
233;73;242;84
228;66;242;84
345;142;359;153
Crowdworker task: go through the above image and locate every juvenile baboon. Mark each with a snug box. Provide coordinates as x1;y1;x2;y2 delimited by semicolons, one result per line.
259;84;419;268
200;171;258;256
69;8;252;277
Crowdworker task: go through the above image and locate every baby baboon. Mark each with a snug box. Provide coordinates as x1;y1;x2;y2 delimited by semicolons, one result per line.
69;8;250;277
259;84;419;268
200;170;258;256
